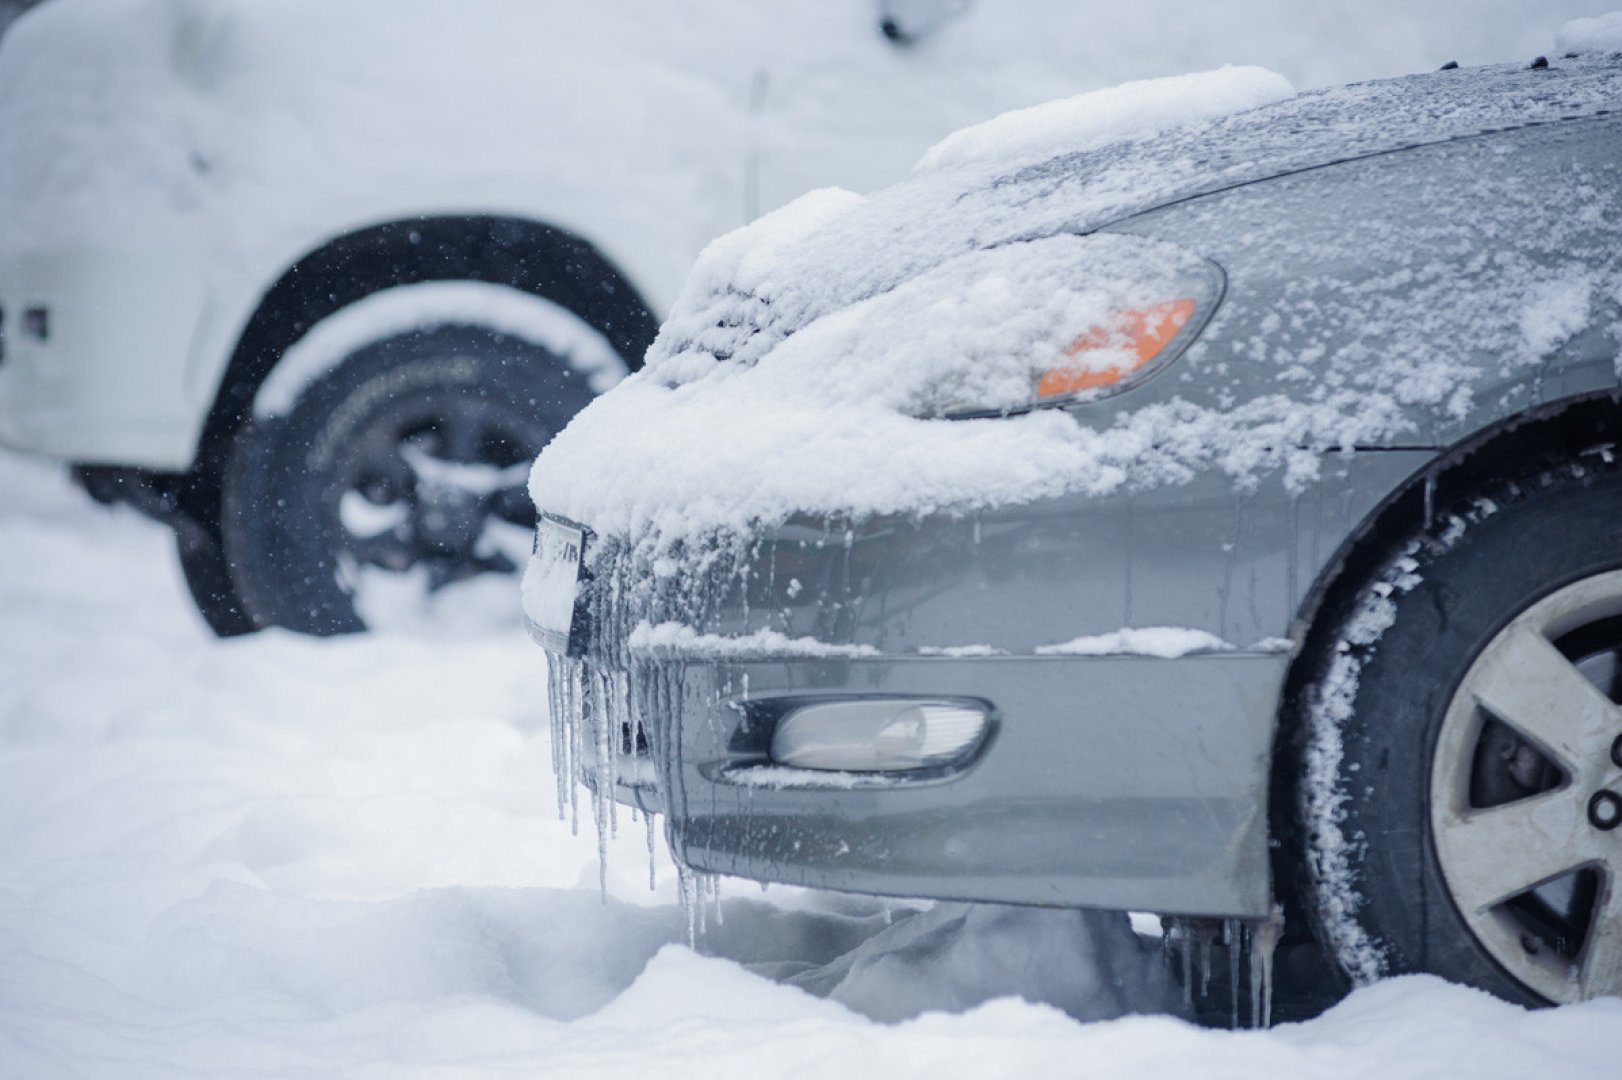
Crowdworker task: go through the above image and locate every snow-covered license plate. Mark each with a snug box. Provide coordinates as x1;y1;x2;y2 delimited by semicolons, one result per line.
529;514;587;656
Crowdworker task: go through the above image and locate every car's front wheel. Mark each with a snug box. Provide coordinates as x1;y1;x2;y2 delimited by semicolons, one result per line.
1286;450;1622;1004
221;324;593;635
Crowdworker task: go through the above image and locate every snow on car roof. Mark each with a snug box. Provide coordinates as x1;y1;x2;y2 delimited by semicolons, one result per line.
529;57;1622;548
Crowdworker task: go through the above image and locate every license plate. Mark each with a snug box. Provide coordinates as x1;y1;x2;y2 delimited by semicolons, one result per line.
528;514;588;655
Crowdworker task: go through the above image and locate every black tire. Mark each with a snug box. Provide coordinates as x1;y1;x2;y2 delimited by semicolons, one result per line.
175;511;260;637
221;324;594;635
1282;449;1622;1005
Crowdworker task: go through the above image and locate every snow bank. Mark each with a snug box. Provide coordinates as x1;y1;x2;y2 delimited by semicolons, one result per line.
789;903;1170;1023
915;66;1294;174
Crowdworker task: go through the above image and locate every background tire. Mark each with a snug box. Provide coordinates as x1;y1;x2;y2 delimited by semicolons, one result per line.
221;324;593;635
1282;449;1622;1004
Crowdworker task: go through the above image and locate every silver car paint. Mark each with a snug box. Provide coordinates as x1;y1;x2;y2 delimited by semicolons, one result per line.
569;104;1622;918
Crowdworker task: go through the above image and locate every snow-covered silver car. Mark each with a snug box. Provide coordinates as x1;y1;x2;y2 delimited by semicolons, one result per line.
527;54;1622;1013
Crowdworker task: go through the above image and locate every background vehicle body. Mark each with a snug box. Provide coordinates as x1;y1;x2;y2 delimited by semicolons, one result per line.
530;58;1622;1012
0;0;1103;633
0;0;1607;634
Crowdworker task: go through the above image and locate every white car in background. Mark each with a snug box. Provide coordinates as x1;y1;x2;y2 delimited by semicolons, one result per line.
0;0;1594;635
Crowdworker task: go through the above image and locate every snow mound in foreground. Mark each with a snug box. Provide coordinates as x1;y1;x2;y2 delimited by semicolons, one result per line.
915;66;1294;175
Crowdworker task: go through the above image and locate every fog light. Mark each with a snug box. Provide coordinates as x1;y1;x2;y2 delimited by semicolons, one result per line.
769;698;991;772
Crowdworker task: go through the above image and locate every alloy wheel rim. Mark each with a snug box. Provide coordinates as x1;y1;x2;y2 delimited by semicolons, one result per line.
325;393;547;598
1431;568;1622;1002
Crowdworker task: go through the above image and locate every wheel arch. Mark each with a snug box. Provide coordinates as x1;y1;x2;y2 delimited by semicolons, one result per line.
1288;390;1622;668
1268;389;1622;961
188;214;661;491
1268;388;1622;1001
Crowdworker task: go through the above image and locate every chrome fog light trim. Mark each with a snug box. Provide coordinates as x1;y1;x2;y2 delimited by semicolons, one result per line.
769;698;991;772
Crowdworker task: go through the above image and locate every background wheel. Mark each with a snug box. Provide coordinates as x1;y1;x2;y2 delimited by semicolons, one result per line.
1283;450;1622;1004
222;324;594;635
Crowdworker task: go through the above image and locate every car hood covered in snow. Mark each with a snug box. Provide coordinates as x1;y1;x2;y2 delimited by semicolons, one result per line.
530;57;1622;550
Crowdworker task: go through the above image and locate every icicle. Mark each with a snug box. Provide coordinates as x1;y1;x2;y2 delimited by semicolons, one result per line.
592;670;612;898
645;810;658;891
546;654;568;821
1249;906;1286;1029
1179;921;1194;1010
1198;924;1213;998
604;672;621;841
1225;917;1242;1030
678;863;699;947
567;662;582;836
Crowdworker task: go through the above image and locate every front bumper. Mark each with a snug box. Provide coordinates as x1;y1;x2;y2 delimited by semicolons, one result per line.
536;452;1429;919
635;650;1284;918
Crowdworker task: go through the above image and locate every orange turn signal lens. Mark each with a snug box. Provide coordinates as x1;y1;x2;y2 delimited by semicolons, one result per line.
1035;297;1196;400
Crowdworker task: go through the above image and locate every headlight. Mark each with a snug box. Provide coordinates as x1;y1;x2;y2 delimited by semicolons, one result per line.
942;240;1224;418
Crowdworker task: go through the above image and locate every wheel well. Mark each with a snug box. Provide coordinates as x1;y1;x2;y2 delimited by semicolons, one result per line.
1289;390;1622;655
1268;389;1622;961
190;215;660;493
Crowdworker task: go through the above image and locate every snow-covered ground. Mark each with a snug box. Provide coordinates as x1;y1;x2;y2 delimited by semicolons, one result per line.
3;448;1619;1075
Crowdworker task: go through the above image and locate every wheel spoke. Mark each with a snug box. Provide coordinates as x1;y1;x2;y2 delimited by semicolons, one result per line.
1580;875;1622;996
1438;789;1594;911
1470;626;1621;771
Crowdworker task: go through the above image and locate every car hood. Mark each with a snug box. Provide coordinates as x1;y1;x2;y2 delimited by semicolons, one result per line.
530;56;1622;550
649;57;1622;390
